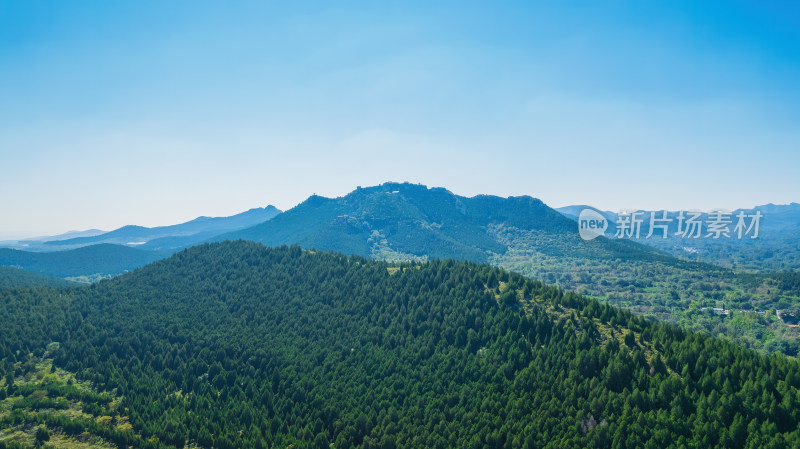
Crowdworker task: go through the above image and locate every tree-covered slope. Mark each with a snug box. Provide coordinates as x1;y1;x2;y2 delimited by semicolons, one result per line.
2;241;799;448
0;350;158;449
0;267;76;288
0;244;171;279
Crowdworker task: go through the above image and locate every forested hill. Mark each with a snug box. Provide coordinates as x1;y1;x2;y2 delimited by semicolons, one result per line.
3;241;800;448
214;183;800;358
219;182;677;265
0;266;76;287
0;244;171;280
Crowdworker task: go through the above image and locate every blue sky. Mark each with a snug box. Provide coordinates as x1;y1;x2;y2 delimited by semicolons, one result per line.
1;1;799;238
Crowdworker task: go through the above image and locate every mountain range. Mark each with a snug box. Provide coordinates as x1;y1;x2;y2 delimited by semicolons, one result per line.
0;228;106;246
3;205;281;252
0;182;679;281
0;206;281;281
0;182;798;355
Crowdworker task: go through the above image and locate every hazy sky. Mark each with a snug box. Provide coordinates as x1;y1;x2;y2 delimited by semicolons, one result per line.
2;1;799;238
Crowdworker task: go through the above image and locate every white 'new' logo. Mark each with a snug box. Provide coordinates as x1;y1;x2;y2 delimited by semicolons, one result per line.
578;209;608;240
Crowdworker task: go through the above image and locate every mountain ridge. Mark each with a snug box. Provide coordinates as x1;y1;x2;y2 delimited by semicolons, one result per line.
219;182;620;263
2;205;281;252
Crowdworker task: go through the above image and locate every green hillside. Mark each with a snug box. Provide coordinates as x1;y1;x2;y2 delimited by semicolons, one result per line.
0;350;157;449
0;267;76;288
0;244;172;281
220;183;800;355
2;241;800;448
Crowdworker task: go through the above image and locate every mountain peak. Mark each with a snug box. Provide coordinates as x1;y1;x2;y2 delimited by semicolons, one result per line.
221;182;577;263
350;181;447;196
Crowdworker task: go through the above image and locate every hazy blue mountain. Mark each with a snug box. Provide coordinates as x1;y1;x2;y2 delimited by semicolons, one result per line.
28;228;107;242
0;207;281;280
9;206;281;252
555;205;617;228
0;229;106;248
138;231;237;251
754;202;800;232
0;244;172;279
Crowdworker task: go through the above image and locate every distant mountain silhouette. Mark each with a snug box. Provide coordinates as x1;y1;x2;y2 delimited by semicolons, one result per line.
4;206;281;252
